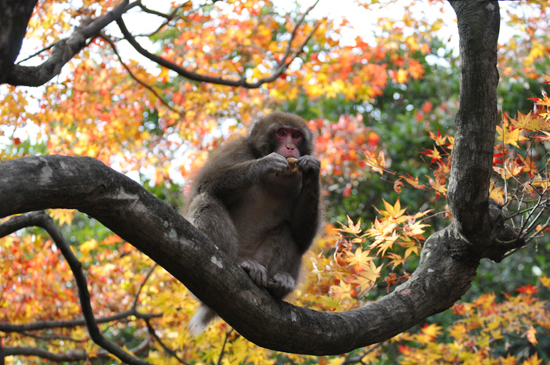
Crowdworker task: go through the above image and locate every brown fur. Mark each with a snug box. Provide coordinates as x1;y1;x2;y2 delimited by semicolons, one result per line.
184;112;322;335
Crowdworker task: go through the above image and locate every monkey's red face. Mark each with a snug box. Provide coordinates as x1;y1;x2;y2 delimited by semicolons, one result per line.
274;127;303;158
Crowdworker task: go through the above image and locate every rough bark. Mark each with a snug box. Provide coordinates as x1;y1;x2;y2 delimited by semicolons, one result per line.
0;0;38;84
0;155;479;354
4;0;129;86
447;1;500;243
0;0;520;357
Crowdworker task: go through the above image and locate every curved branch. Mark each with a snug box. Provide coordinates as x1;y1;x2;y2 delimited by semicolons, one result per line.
116;8;319;89
4;0;130;86
0;155;480;354
0;0;38;84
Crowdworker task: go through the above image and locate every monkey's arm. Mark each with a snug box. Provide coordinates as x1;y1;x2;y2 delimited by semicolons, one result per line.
290;156;322;252
198;152;289;202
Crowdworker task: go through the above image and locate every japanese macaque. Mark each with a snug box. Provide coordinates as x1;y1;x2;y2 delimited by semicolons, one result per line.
184;111;322;335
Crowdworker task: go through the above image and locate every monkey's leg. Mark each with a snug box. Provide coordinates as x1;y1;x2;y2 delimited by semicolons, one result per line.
186;193;240;335
186;192;239;259
263;227;302;299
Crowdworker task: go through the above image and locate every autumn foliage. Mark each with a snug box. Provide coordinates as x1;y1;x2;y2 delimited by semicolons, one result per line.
1;0;550;364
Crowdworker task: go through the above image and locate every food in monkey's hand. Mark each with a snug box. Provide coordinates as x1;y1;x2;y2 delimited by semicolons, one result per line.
287;157;299;172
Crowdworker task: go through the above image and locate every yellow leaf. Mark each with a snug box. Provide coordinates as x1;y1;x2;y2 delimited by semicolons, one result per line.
396;68;408;84
335;215;362;235
80;239;98;254
496;119;528;147
526;325;538;345
377;198;407;220
345;248;374;266
364;150;386;175
330;281;353;302
49;209;76;226
421;323;442;339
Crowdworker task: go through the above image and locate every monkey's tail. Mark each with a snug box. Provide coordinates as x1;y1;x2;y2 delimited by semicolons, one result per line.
188;305;218;336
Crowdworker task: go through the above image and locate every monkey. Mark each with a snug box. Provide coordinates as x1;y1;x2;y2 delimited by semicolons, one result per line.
184;111;322;335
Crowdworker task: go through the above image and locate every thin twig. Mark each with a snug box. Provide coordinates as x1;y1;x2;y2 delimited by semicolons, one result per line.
217;330;233;365
116;1;322;89
343;342;384;364
100;34;181;114
132;264;158;309
0;212;153;365
145;320;189;365
16;42;60;64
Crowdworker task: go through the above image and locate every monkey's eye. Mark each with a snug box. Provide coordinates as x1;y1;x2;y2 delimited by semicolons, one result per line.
276;129;287;137
292;132;302;139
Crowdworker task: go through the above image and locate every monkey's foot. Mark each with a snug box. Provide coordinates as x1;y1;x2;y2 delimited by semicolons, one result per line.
239;259;268;287
267;272;296;298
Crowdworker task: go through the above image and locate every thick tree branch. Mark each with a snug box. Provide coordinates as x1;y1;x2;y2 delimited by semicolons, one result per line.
447;0;500;243
4;0;129;86
0;0;38;84
0;155;480;354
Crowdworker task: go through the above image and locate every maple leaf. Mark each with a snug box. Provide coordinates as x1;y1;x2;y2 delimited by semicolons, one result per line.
401;173;424;189
420;145;441;165
540;275;550;287
448;323;467;340
533;93;550;107
80;239;98;255
515;284;537;295
394;179;403;193
500;354;518;365
489;182;505;205
493;158;523;179
48;209;76;226
426;175;447;199
363;150;386;175
377;198;407;220
510;110;539;131
367;218;398;246
355;261;382;285
345;248;374;267
427;129;446;145
517;153;537;176
330;281;353;302
496;120;528;147
399;237;421;257
385;253;406;268
372;232;399;256
336;215;362;235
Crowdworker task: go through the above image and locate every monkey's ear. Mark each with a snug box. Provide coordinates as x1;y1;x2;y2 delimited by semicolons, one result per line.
249;116;279;157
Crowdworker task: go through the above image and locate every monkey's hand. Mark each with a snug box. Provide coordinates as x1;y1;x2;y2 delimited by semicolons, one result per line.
267;272;296;299
259;152;290;175
297;155;321;177
239;259;268;288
